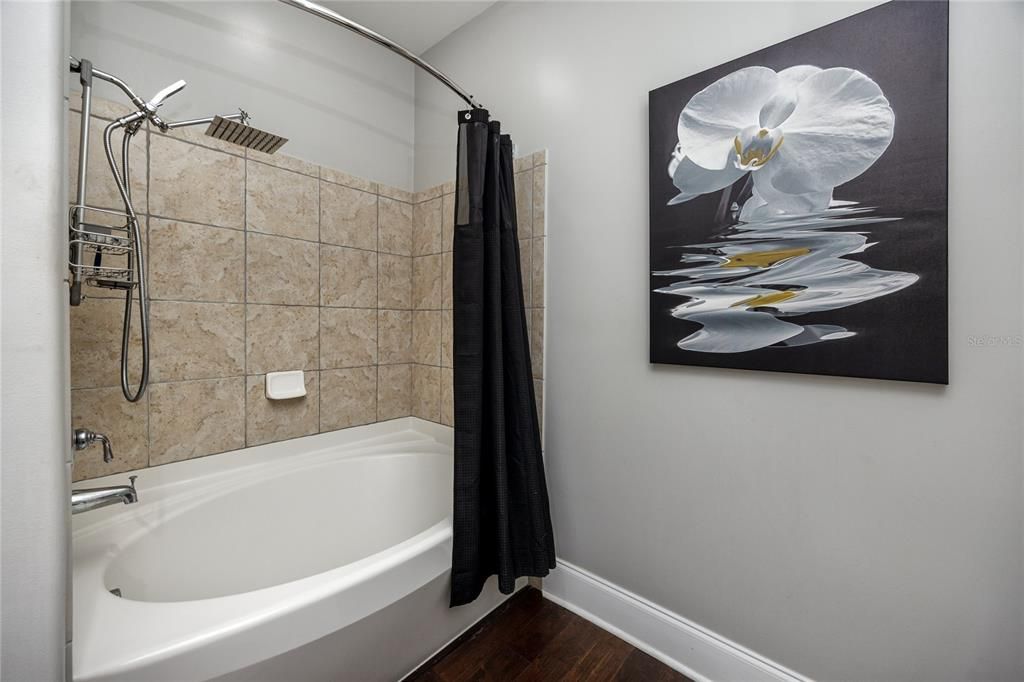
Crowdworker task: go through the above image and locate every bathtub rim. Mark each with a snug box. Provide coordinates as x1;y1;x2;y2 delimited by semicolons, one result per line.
72;417;452;532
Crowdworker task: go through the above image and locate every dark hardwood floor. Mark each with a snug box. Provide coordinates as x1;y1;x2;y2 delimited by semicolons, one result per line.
405;587;693;682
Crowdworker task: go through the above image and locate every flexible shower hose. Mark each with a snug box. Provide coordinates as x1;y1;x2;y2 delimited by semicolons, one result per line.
102;118;149;402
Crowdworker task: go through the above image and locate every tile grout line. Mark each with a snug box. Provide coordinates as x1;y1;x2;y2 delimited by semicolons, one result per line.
437;214;444;422
72;357;414;392
146;210;426;258
145;299;417;311
83;365;382;388
243;150;250;447
411;208;418;419
318;175;323;434
145;122;153;469
374;191;380;424
241;152;316;180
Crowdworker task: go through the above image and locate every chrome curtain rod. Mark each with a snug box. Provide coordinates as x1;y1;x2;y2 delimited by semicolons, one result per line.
277;0;484;110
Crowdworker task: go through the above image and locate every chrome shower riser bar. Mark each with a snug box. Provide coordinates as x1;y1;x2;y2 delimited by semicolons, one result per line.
277;0;483;110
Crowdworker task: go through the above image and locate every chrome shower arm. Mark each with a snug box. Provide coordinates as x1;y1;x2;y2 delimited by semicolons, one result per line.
71;58;148;112
93;70;144;109
164;112;245;130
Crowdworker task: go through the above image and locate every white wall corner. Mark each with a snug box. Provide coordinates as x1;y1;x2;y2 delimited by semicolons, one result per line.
1;0;71;679
543;560;812;682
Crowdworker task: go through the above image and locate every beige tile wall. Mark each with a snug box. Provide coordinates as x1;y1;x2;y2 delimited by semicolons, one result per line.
408;151;549;433
69;96;547;481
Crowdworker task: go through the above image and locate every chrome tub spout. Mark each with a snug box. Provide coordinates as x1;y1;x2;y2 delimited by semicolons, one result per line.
71;476;138;515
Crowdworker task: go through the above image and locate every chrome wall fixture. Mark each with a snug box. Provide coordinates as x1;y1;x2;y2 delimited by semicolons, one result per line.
72;428;113;463
70;476;139;515
70;427;138;514
68;57;284;401
277;0;484;110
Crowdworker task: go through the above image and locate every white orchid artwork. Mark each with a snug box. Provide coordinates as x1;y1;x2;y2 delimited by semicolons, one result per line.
649;2;948;383
652;65;924;353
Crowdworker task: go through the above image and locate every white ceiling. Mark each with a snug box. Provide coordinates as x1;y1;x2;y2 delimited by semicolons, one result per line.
320;2;496;55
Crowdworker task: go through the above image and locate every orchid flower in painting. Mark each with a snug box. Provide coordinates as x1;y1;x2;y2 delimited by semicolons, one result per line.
667;65;895;220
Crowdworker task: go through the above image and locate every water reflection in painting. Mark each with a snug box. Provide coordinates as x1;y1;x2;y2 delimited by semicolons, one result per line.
653;206;916;353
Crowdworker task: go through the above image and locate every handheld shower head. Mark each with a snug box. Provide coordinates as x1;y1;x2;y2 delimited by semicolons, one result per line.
146;79;186;111
205;114;288;154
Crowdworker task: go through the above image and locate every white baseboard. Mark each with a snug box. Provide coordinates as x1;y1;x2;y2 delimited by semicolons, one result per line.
542;559;811;682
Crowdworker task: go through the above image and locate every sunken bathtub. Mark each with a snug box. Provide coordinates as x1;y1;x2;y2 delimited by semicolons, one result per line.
72;418;512;682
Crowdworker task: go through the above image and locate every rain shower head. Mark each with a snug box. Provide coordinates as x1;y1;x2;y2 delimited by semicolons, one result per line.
204;114;288;154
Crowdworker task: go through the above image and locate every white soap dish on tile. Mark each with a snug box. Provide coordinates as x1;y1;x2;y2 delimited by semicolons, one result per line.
266;370;306;400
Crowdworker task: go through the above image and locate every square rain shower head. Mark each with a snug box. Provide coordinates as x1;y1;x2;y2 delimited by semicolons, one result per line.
204;115;288;154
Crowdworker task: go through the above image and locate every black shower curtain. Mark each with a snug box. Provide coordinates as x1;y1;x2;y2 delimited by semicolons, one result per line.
449;109;556;607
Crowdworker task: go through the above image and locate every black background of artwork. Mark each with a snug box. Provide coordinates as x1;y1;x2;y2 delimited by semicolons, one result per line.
648;1;948;384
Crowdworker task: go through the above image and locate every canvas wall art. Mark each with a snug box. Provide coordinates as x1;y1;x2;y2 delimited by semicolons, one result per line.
648;1;948;383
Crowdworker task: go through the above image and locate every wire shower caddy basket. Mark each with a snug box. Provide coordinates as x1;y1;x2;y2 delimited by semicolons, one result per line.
68;204;142;291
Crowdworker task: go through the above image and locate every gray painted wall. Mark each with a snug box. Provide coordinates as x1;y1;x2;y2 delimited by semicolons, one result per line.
415;3;1024;680
1;1;70;678
69;1;417;190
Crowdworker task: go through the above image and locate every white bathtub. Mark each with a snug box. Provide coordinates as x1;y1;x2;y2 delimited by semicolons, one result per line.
72;418;513;682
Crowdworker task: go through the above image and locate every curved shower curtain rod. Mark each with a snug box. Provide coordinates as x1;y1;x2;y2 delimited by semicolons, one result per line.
277;0;484;110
